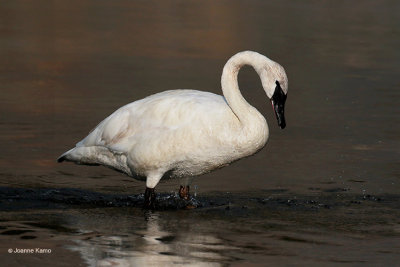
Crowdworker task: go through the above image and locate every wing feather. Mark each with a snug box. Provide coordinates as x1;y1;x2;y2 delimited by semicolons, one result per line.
76;90;233;154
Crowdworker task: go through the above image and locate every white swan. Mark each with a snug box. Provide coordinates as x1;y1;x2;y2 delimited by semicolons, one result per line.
58;51;288;208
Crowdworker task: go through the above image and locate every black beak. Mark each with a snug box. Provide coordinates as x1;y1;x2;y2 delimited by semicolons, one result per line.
271;81;287;129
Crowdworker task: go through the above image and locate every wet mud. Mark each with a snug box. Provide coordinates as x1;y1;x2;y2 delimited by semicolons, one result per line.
0;186;396;212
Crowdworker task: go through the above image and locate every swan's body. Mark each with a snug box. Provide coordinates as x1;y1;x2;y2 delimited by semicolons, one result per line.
67;89;267;182
58;51;288;208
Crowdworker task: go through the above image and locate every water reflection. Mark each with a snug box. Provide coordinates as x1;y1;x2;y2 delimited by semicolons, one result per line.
0;189;399;266
69;211;232;266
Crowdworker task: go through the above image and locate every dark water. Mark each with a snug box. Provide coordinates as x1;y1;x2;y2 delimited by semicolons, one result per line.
1;0;399;266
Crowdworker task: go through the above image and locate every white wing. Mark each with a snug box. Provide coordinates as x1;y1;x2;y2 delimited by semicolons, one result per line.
76;90;236;155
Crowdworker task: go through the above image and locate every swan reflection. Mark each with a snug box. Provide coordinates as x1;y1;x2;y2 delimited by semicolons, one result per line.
69;211;234;266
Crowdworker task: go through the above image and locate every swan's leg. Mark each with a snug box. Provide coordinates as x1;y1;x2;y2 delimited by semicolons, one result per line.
179;177;193;200
143;172;163;209
144;187;156;209
179;185;190;200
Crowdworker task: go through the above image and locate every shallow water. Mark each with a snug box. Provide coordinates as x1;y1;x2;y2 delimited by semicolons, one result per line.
1;0;399;266
0;188;399;266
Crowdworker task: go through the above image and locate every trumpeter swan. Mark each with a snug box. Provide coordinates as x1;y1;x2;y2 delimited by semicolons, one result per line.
58;51;288;208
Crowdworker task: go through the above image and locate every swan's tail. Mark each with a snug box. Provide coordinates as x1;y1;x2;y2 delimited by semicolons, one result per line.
57;148;75;163
57;147;99;165
56;146;131;175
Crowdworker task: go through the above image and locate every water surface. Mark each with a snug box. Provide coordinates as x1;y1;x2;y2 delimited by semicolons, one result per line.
1;0;399;266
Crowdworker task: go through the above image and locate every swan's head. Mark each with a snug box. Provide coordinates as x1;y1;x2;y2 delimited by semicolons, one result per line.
260;62;288;129
222;51;288;128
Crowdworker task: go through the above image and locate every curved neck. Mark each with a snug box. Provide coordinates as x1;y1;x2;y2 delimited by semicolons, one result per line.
221;51;273;123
